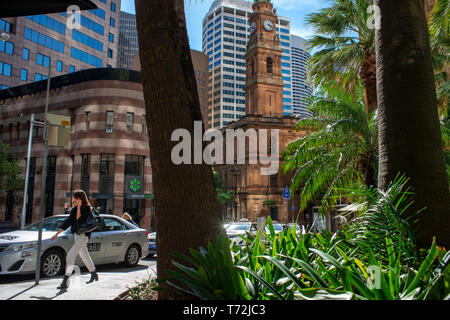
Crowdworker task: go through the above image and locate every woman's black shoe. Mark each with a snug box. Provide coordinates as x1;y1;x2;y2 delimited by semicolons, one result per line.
57;276;69;290
87;271;98;284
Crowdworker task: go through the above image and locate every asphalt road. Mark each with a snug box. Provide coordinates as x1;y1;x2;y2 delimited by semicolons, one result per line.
0;256;157;300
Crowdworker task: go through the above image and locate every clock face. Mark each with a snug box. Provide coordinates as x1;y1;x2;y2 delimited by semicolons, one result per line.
263;19;274;31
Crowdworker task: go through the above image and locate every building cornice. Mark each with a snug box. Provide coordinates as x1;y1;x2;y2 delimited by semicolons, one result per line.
0;68;142;102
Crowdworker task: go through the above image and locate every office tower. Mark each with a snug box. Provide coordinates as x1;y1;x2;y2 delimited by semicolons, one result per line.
117;10;139;70
291;35;312;116
0;0;120;89
202;0;293;129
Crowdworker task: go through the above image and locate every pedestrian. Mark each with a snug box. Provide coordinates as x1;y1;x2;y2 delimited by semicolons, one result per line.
51;189;98;290
122;212;139;227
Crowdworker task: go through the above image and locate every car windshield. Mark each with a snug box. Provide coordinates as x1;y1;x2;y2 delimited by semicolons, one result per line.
227;224;251;231
24;217;67;232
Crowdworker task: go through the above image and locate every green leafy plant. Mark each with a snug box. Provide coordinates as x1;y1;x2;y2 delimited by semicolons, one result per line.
282;82;378;215
165;185;449;300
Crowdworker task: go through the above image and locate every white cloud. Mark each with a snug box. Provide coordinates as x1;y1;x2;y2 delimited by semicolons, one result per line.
290;25;316;40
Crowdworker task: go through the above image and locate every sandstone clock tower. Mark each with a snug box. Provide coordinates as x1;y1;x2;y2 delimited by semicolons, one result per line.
245;0;285;116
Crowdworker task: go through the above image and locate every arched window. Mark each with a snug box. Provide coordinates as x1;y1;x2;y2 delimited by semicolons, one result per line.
267;57;273;74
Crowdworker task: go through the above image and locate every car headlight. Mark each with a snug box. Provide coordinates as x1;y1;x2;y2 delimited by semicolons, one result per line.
4;242;38;252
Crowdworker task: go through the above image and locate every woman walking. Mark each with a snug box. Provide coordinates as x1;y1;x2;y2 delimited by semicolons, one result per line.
51;189;98;289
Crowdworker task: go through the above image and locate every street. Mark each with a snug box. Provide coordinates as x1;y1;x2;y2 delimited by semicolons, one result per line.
0;256;157;300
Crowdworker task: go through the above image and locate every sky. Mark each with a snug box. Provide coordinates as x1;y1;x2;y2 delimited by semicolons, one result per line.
120;0;330;52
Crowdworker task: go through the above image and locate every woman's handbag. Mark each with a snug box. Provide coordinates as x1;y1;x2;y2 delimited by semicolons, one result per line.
77;207;97;234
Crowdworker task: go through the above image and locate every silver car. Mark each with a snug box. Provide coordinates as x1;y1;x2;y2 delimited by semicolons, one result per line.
0;214;149;277
147;232;156;257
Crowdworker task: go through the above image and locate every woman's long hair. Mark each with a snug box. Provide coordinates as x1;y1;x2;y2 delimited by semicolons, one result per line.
72;189;91;207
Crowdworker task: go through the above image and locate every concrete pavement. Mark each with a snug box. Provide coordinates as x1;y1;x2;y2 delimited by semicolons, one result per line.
0;258;157;300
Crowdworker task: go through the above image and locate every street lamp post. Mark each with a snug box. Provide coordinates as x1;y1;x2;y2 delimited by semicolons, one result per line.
21;114;35;230
35;64;51;286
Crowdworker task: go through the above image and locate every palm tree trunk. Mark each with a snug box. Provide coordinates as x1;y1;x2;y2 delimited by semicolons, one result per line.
360;50;377;115
375;0;450;247
135;0;221;299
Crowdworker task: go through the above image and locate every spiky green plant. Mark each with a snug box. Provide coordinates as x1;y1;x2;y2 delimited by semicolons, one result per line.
305;0;376;113
429;0;450;106
282;81;378;215
340;175;420;267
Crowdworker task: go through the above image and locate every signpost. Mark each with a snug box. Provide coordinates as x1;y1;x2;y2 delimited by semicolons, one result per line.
21;114;35;230
34;66;71;285
35;64;52;286
283;187;290;224
282;188;291;200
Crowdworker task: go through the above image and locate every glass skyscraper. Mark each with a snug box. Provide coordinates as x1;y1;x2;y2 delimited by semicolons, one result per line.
291;35;312;116
0;0;120;90
117;10;139;70
202;0;293;129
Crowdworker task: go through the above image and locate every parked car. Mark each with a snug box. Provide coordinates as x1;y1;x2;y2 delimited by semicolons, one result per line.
0;214;149;277
226;222;259;245
285;223;306;235
271;223;284;234
147;232;156;257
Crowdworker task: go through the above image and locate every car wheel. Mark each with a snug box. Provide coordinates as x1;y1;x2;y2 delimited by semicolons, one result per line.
124;244;140;267
41;248;65;277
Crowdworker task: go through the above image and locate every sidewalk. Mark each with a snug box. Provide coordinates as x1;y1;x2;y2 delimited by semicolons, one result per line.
0;260;157;300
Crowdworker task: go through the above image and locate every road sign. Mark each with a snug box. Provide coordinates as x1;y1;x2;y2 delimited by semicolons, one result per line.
47;114;71;148
283;188;291;199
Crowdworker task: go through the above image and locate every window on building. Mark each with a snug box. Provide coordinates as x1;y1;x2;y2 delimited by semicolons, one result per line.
108;48;113;58
126;112;134;134
125;155;144;176
108;32;114;43
47;156;57;176
0;62;12;77
69;65;75;73
111;2;116;12
0;41;14;55
57;60;63;72
142;114;147;135
0;19;13;33
22;47;30;60
267;57;273;74
110;17;115;27
106;111;114;133
37;53;50;68
20;69;28;81
85;111;91;132
81;154;91;177
100;154;115;176
16;122;20;139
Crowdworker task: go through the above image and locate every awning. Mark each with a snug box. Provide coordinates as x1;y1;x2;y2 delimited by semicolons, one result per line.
124;194;154;200
0;0;97;18
92;193;114;200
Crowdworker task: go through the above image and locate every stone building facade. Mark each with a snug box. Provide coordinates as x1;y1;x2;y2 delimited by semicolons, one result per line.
0;68;155;231
214;0;307;224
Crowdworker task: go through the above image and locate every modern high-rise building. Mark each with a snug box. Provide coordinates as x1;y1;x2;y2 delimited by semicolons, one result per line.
117;10;139;70
202;0;294;129
0;0;120;90
291;35;312;116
